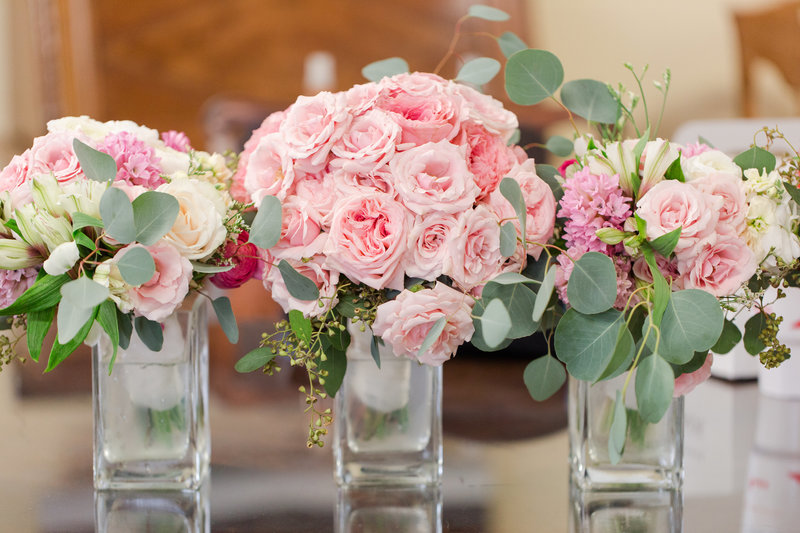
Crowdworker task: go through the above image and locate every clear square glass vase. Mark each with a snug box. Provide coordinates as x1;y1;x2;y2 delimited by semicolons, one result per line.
92;297;210;490
568;375;684;490
334;324;442;486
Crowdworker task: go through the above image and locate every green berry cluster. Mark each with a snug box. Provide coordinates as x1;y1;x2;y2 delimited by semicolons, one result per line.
758;312;791;369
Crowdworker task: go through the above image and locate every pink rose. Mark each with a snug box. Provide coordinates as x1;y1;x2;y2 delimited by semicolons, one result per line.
209;231;264;289
0;152;32;206
375;72;467;145
270;196;326;260
452;83;518;143
120;242;192;322
689;172;747;236
344;82;382;116
294;168;339;229
243;132;295;206
444;205;503;290
265;255;339;318
233;111;286;203
673;353;713;397
681;142;712;158
323;192;410;290
332;166;396;200
372;282;474;366
632;253;681;287
330;109;400;174
280;91;350;173
457;121;516;199
389;140;478;215
29;132;84;184
636;180;722;254
676;234;756;297
404;212;460;280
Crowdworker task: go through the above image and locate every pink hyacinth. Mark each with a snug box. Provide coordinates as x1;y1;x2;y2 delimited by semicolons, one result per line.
161;130;191;152
557;167;632;253
98;131;164;189
0;267;38;309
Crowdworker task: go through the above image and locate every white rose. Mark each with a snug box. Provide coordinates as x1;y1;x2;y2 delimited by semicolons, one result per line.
682;149;742;181
156;147;192;176
157;177;227;260
47;115;111;141
43;241;79;275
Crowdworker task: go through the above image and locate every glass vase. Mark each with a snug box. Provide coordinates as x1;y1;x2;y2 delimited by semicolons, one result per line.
569;374;684;490
92;297;210;490
334;323;442;486
336;485;442;533
95;486;209;533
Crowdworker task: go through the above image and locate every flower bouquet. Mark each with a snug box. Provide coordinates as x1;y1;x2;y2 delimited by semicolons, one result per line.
0;116;249;488
232;5;557;484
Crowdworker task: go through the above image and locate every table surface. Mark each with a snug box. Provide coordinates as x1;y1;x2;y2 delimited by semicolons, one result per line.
0;367;797;533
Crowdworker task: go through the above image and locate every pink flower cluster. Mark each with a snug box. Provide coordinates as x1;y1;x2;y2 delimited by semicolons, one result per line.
236;72;557;365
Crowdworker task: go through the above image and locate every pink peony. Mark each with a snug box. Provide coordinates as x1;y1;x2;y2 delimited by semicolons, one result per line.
120;242;192;322
673;353;713;397
372;282;474;366
160;130;191;152
29;132;83;184
243;132;295;206
280;91;350;173
330;108;400;174
209;231;264;289
444;205;503;290
0;267;37;309
452;83;518;142
269;196;326;260
388;140;478;215
323;192;410;290
265;255;339;318
689;172;747;236
636;180;722;254
97;131;164;188
676;234;756;297
232;111;286;203
457;121;516;199
404;212;460;281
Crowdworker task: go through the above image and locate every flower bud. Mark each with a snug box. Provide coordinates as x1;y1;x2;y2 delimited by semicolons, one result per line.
0;239;41;269
595;227;628;245
43;241;79;275
31;173;67;217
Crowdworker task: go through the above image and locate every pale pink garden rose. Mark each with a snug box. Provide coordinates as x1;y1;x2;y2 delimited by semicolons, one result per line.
330;108;401;174
372;282;474;366
29;131;84;184
294;168;340;229
265;255;339;318
676;234;756;297
404;212;460;281
444;205;503;290
636;180;722;254
389;140;478;215
0;153;32;206
457;121;516;199
689;172;748;236
269;195;327;261
280;91;350;173
344;81;382;116
232;111;286;203
632;253;681;287
331;166;396;200
323;192;411;290
244;132;296;206
673;353;713;397
452;83;519;142
681;149;742;182
375;72;467;146
119;242;192;322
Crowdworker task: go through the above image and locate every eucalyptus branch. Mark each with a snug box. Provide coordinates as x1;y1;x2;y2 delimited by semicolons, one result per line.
434;15;469;75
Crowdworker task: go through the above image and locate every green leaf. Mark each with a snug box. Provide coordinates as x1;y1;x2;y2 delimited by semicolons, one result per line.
481;281;538;339
532;265;555;323
56;300;97;344
480;298;512;348
0;273;70;316
630;128;650;197
608;390;627;465
560;79;619;124
96;300;119;374
467;4;510;20
642;245;670;326
649;227;681;257
288;309;312;345
470;298;513;352
566;252;617;315
499;221;517;257
73;231;96;251
418;316;447;358
249;195;282;249
664;155;685;182
711;319;742;354
555;308;624;381
671;350;709;376
369;334;382;369
131;191;180;246
73;138;117;182
524;355;566;401
334;294;358;319
455;57;501;86
134;316;164;352
597;323;635;381
505;49;564;105
545;135;573;157
784;181;800;205
213;296;239;344
117;309;132;350
99;187;135;244
362;57;409;82
497;31;527;58
487;272;537;285
46;306;98;372
327;325;351;352
190;261;233;274
659;289;724;364
499;177;526;246
635;353;675;423
743;312;767;355
734;146;776;173
117;246;155;286
277;260;320;301
60;276;109;309
535;164;564;203
235;346;276;373
72;212;104;230
318;337;347;397
26;307;55;363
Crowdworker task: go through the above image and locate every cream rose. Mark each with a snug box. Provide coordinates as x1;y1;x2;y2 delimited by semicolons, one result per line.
157;177;227;261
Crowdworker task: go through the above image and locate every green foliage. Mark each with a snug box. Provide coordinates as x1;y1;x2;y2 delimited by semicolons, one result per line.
480;298;512;348
362;57;409;82
470;297;513;352
481;281;538;339
711;319;742;354
455;57;501;86
0;274;70;316
532;265;555;323
117;246;155;286
734;146;776;173
744;312;767;355
46;306;98;372
545;135;573;157
134;316;164;352
497;31;527;58
117;309;132;350
72;213;104;231
608;390;627;465
190;261;233;274
249;195;282;249
58;277;108;343
213;296;239;344
560;79;619;124
499;177;527;244
784;181;800;205
658;289;724;364
100;187;136;244
499;221;518;257
671;350;709;376
535;164;564;203
467;4;510;21
664;155;685;182
369;335;382;369
597;324;635;381
96;300;119;374
277;260;320;301
566;252;617;315
26;307;55;363
649;227;681;257
73;231;96;251
131;191;180;245
73;138;117;182
524;355;566;401
505;49;564;105
642;245;670;326
235;346;276;372
555;308;624;381
419;316;446;357
318;336;347;397
635;353;674;423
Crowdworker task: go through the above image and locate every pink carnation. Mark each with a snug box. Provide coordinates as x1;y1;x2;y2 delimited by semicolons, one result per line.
209;232;264;289
0;267;37;309
120;242;192;322
160;130;191;152
372;282;474;366
673;353;713;397
97;131;164;189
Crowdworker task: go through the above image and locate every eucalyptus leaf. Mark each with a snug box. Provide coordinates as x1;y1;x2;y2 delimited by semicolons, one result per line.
481;281;538;339
418;316;446;358
499;177;526;245
60;276;109;309
56;300;94;344
608;390;627;465
671;350;709;376
784;181;800;206
470;298;514;352
277;260;320;301
524;355;566;401
532;265;555;323
213;296;239;344
455;57;501;86
134;316;164;352
743;312;767;355
131;191;180;246
26;307;55;363
467;4;510;20
72;212;104;231
362;57;409;82
507;129;521;146
566;252;617;315
642;245;670;326
235;346;276;373
480;298;512;348
499;221;518;257
96;300;119;374
117;246;155;286
505;49;564;105
635;353;674;423
597;323;635;381
73;138;117;182
249;195;282;249
99;187;135;244
734;146;776;173
0;273;70;316
545;135;574;157
190;261;233;274
535;164;564;202
560;79;619;124
117;309;132;350
659;289;724;364
369;335;382;369
711;318;742;354
555;308;623;381
46;306;97;372
487;272;537;285
497;31;527;58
